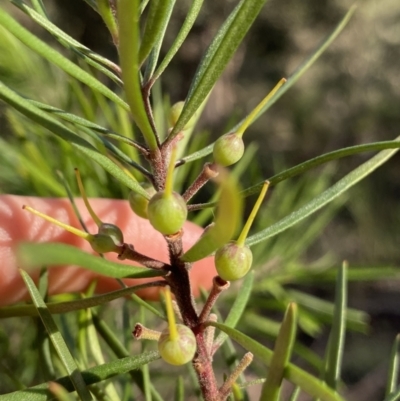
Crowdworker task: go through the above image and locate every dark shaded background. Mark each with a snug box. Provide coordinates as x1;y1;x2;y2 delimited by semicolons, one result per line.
1;1;400;399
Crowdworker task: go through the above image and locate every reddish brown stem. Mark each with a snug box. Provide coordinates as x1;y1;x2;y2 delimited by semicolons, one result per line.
199;276;229;324
182;163;219;202
117;243;170;271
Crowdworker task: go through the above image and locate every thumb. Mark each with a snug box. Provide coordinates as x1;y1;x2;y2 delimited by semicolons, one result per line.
0;195;215;306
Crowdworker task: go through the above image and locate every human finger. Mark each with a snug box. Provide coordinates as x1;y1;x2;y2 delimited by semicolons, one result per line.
0;195;215;306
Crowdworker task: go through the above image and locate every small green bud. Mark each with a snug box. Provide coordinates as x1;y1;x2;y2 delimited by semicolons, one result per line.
213;133;244;166
214;241;253;281
158;324;197;365
98;223;124;246
89;233;119;253
128;184;156;219
148;191;188;235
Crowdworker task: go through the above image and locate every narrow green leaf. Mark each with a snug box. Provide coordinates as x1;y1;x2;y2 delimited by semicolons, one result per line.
246;137;400;247
386;334;400;398
288;387;302;401
152;0;204;82
208;322;345;401
243;140;400;198
0;351;159;401
213;272;254;350
30;0;47;17
230;5;357;134
0;8;127;108
139;0;175;65
169;0;268;139
29;99;151;176
18;242;166;279
181;169;242;262
323;263;347;389
174;376;184;401
0;81;150;198
284;289;368;333
0;281;166;318
20;270;93;401
96;0;119;45
143;0;176;83
260;303;298;401
11;0;122;84
117;0;158;150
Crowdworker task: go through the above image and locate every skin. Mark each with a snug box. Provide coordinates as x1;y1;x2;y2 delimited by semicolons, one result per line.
0;195;216;306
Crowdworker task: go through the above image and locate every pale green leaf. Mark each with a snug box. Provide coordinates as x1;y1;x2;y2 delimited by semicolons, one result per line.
246;138;400;247
209;322;345;401
0;8;127;109
0;81;150;198
169;0;268;139
260;303;298;401
1;351;159;401
117;0;158;149
181;169;242;262
18;242;166;279
20;270;93;401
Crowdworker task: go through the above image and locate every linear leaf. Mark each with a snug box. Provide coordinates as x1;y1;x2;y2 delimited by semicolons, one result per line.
0;81;150;198
232;5;357;134
385;334;400;398
260;303;298;401
0;351;159;401
323;263;347;389
29;100;151;176
243;140;400;198
246;137;400;247
208;322;345;401
0;8;127;108
11;0;122;84
117;0;158;150
20;270;93;401
18;242;166;279
143;0;176;83
139;0;175;66
152;0;204;82
0;281;166;319
169;0;268;139
181;169;242;262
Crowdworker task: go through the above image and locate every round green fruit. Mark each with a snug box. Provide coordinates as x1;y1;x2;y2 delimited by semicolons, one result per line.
147;191;187;235
90;233;119;253
213;133;244;166
168;101;199;130
215;241;253;281
158;324;197;366
98;223;124;246
128;184;156;219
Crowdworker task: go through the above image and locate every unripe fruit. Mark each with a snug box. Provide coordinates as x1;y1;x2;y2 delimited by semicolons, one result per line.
168;101;198;130
158;324;197;365
98;223;124;246
215;241;253;281
147;191;187;235
89;233;119;253
128;184;156;219
213;133;244;166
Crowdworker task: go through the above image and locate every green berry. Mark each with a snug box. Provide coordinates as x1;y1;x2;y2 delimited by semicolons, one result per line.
214;241;253;281
128;184;156;219
147;191;187;235
158;324;197;365
89;233;119;253
168;101;198;130
213;133;244;166
98;223;124;246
